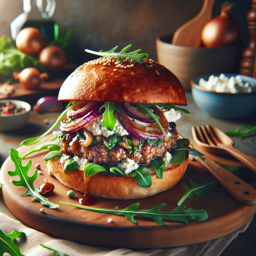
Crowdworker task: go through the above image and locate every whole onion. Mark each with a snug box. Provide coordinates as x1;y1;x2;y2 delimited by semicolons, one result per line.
13;67;48;90
16;27;46;55
201;2;240;48
39;45;66;72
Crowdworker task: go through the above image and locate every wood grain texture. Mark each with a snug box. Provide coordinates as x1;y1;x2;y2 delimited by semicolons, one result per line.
1;143;256;248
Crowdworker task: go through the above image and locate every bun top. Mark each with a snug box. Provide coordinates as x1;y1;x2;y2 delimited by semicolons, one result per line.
58;57;187;105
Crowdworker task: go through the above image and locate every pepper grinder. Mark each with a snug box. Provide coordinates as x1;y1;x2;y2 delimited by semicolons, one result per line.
239;0;256;77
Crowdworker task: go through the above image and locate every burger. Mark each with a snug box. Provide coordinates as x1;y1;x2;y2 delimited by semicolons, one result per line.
25;45;190;199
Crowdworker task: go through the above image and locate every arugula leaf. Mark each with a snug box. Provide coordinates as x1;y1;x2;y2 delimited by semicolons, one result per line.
225;124;256;139
134;103;166;136
109;166;125;175
84;163;108;177
130;167;152;188
44;150;63;161
149;158;166;179
40;243;74;256
157;104;190;114
22;136;59;159
20;105;71;146
106;134;121;149
178;162;239;206
59;202;208;226
85;44;148;64
171;139;202;164
100;102;119;131
8;148;59;209
64;159;80;173
0;229;26;256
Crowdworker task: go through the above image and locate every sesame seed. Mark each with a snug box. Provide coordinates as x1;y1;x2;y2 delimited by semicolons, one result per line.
130;64;134;67
116;64;121;68
149;65;153;68
101;67;106;70
155;70;160;75
103;62;108;66
40;208;45;213
107;218;112;223
113;69;117;71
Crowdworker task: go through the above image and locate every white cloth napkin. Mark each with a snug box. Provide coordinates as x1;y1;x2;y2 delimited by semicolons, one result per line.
0;209;252;256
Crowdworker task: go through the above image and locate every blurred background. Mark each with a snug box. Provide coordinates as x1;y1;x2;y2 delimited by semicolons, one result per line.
0;0;252;64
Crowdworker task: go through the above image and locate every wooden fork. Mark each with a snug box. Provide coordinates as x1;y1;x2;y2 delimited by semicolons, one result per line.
191;125;256;173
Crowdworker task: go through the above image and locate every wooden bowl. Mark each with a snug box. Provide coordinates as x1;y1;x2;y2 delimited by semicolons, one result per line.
156;35;239;90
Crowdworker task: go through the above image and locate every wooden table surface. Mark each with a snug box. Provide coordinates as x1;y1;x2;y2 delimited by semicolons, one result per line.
0;92;256;255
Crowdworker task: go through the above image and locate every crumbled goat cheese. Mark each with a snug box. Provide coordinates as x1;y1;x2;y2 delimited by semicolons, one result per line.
73;156;89;169
60;155;70;164
163;151;172;165
163;108;181;123
199;74;256;93
87;117;129;137
117;158;139;175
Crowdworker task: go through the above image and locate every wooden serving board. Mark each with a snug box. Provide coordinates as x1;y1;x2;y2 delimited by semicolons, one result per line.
1;143;256;249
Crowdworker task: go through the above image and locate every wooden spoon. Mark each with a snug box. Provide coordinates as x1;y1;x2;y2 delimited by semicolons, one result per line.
191;125;256;173
172;0;215;47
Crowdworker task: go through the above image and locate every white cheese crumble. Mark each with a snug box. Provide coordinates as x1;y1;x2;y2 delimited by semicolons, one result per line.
163;151;172;165
73;156;89;169
107;218;113;223
60;155;70;164
117;158;139;175
87;117;129;137
199;74;256;93
163;108;181;123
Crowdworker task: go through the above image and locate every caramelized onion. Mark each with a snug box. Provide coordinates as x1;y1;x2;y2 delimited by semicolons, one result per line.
118;104;169;140
123;103;154;123
60;107;100;134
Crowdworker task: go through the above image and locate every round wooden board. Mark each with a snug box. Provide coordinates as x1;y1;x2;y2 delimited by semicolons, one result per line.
1;143;256;249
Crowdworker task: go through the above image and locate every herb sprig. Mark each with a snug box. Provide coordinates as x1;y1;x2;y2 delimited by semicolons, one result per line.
40;243;74;256
225;124;256;139
85;44;148;64
60;202;208;226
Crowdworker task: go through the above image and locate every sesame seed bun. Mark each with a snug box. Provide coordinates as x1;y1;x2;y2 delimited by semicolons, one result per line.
47;155;189;199
58;58;187;105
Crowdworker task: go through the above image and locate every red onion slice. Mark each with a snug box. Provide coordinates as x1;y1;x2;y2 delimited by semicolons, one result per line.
34;96;65;113
67;101;99;119
118;104;169;140
123;103;155;123
60;107;100;134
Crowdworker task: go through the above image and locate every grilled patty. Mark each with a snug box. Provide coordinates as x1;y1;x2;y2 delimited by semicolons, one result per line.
58;122;178;167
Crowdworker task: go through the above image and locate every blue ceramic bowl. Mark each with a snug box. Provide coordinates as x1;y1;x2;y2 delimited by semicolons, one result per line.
190;73;256;119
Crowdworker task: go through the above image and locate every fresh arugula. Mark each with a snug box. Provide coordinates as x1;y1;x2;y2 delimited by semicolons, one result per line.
134;103;166;136
106;134;121;149
150;158;166;179
84;163;125;176
130;167;153;187
178;162;239;206
60;202;208;225
100;102;119;131
170;139;201;164
225;124;256;139
8;148;59;209
0;229;26;256
20;105;72;146
157;104;190;114
44;150;63;161
0;35;46;83
85;44;148;64
40;243;74;256
22;135;59;159
64;158;80;173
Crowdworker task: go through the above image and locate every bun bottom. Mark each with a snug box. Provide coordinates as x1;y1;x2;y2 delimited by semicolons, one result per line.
47;157;189;199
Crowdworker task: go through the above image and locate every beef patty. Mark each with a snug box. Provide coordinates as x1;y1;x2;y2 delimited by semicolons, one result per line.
58;122;178;167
